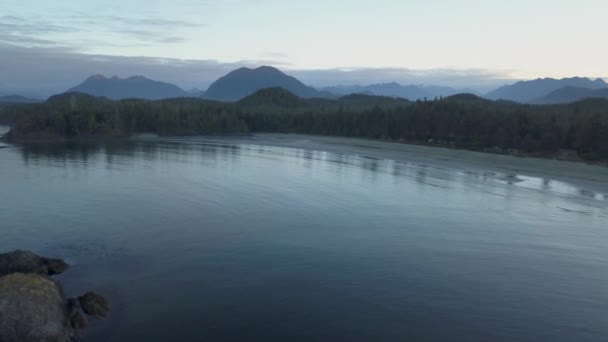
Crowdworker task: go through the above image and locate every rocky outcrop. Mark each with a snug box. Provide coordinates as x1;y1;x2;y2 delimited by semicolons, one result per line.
78;292;110;319
0;273;78;342
0;250;109;342
0;250;69;277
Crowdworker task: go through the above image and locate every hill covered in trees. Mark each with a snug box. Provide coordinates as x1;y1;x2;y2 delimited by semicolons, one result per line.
2;89;608;161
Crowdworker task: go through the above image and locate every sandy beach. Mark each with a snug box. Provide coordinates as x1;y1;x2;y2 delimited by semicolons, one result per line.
198;133;608;196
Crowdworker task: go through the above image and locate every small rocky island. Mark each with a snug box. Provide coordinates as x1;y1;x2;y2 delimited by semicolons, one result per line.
0;250;109;342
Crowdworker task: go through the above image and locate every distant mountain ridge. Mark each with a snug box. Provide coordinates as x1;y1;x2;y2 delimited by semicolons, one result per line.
203;66;330;101
68;75;188;100
532;86;608;104
0;95;42;103
486;77;608;103
321;83;459;100
31;68;608;105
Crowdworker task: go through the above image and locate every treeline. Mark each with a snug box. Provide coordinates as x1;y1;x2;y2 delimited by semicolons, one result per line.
2;88;608;161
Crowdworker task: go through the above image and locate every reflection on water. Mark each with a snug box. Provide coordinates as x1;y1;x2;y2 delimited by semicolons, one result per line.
15;138;607;208
1;135;608;342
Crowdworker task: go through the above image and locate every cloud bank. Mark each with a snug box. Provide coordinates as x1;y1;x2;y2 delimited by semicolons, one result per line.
0;12;204;50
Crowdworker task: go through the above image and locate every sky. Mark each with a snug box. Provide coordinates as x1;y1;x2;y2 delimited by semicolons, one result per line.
1;0;607;97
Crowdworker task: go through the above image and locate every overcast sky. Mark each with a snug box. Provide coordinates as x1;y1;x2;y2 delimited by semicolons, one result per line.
1;0;607;97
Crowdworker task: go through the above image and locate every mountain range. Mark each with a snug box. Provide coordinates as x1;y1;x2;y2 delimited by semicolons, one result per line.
532;86;608;104
486;77;608;103
0;95;42;104
320;83;460;100
5;67;607;105
68;75;189;100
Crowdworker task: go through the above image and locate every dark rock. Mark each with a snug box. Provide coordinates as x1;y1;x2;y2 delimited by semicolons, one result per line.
0;251;110;341
67;298;89;330
0;250;69;277
47;257;70;275
0;273;76;342
79;292;110;318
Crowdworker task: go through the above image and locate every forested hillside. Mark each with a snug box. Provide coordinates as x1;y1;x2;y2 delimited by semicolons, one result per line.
2;89;607;161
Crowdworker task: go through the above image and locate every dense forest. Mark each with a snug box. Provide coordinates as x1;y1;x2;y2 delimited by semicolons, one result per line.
1;88;608;161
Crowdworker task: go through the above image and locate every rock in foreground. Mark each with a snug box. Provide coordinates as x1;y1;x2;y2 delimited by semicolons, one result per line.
0;250;109;342
79;292;110;319
0;250;69;276
0;273;77;342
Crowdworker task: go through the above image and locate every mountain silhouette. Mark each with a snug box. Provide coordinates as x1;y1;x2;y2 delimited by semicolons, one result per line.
203;66;327;101
532;86;608;104
321;83;458;100
0;95;42;103
486;77;608;103
68;75;188;100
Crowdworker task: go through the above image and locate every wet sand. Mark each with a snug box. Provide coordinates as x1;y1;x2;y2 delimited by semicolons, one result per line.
196;133;608;195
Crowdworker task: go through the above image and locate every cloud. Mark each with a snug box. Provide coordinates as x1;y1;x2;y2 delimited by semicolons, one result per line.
101;16;205;29
0;16;78;47
0;13;205;50
66;14;206;43
0;34;58;46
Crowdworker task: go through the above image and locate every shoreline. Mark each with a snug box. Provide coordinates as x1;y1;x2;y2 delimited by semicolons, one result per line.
3;127;608;166
214;133;608;194
3;128;608;194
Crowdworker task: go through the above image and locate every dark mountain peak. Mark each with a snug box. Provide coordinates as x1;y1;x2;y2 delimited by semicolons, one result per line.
255;65;282;72
244;66;280;75
593;78;608;85
124;75;158;83
229;66;282;76
204;66;325;102
86;74;107;81
68;75;187;100
561;76;595;84
126;75;149;81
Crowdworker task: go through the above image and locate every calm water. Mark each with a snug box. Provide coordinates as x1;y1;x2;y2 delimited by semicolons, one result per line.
1;129;608;341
